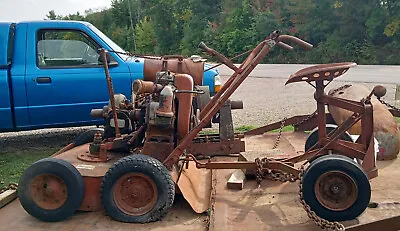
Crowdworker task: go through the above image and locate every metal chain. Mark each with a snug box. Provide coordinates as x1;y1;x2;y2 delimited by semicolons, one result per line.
255;159;345;230
378;97;400;113
266;169;298;182
292;110;318;127
298;164;345;231
272;118;286;149
328;84;352;96
255;158;298;184
272;110;317;149
108;50;165;60
0;183;18;194
255;158;265;185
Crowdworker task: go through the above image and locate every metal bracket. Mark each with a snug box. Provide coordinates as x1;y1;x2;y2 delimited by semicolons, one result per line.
266;39;276;48
219;100;235;141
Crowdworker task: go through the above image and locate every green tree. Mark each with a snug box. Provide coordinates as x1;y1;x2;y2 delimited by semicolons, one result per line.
47;0;400;65
46;10;62;20
135;17;156;54
181;0;222;55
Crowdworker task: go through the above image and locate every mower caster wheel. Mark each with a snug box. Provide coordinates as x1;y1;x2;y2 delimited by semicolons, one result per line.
305;124;354;152
74;128;104;146
18;158;85;222
100;154;175;223
301;154;370;221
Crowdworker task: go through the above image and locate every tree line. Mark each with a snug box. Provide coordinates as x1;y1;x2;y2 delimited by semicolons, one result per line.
47;0;399;64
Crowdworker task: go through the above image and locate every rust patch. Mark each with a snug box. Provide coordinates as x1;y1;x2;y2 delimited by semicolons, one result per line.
30;174;68;210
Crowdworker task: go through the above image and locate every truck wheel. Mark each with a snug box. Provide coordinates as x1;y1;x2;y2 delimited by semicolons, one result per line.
305;124;354;152
301;154;370;221
74;128;104;146
100;154;175;223
18;158;84;222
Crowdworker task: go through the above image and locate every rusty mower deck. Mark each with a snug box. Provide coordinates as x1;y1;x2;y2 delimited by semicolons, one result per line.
2;131;400;231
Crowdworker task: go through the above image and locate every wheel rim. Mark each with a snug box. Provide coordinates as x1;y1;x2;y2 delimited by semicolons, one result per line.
113;173;158;216
314;171;358;211
29;174;68;210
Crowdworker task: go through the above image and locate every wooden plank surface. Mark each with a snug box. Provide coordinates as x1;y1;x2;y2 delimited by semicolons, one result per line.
0;189;17;209
227;169;246;190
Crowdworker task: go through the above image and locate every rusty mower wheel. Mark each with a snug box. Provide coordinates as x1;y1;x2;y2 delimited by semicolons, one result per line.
18;158;84;222
305;124;354;152
301;154;370;221
100;154;175;223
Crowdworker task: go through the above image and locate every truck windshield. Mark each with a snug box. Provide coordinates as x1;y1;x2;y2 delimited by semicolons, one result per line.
88;24;129;60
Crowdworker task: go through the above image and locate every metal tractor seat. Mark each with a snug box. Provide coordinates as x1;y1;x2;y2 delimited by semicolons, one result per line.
285;62;357;85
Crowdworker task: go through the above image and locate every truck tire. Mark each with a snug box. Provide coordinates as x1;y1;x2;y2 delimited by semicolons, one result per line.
195;86;212;128
18;158;84;222
100;154;175;223
301;154;370;221
74;128;104;146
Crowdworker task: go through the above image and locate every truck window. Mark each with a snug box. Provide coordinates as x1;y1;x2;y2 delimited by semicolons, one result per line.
36;30;111;68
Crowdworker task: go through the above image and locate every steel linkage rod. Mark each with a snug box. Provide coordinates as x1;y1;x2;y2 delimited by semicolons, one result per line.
101;48;121;138
199;40;267;119
285;112;363;163
164;39;274;168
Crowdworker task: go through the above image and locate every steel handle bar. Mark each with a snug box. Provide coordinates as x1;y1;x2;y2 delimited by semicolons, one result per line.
198;32;310;119
198;42;239;72
198;34;312;66
276;42;294;50
276;35;313;50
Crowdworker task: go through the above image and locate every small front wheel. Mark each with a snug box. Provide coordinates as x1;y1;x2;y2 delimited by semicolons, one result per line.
18;158;85;222
301;154;370;221
100;154;175;223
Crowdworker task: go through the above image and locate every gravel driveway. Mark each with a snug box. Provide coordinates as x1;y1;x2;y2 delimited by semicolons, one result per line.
228;76;397;127
0;76;397;150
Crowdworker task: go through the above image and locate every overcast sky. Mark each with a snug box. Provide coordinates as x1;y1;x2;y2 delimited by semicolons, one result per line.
0;0;112;22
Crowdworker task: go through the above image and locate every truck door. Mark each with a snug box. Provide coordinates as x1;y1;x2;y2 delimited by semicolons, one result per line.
0;23;15;131
25;25;131;128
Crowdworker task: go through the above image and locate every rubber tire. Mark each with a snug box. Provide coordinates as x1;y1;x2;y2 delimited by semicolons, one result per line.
195;86;212;128
74;128;104;146
301;154;370;221
100;154;175;223
18;158;85;222
305;124;354;152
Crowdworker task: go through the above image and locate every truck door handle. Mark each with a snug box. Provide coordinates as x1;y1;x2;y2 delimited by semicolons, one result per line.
36;77;52;84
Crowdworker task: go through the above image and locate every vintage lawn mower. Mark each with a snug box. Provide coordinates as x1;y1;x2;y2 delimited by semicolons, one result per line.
17;30;379;230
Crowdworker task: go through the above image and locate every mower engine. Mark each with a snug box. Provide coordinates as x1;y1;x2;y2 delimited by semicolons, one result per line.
91;69;199;161
144;71;177;129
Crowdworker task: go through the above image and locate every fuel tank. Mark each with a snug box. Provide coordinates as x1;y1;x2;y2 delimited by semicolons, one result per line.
328;84;400;160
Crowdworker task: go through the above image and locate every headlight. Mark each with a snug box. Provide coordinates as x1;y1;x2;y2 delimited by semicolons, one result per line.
214;75;222;93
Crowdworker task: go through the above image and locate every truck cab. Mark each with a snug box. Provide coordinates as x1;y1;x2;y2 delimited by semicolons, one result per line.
0;21;220;131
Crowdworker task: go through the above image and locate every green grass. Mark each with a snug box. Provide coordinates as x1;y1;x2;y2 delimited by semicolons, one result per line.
234;125;257;133
270;125;295;133
0;147;60;188
199;129;218;135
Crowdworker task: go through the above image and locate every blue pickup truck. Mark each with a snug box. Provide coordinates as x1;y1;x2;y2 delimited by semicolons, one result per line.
0;20;220;132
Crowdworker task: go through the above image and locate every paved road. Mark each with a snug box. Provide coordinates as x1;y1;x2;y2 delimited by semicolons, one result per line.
219;64;400;84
